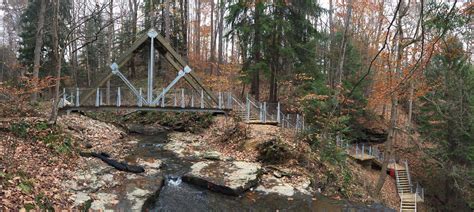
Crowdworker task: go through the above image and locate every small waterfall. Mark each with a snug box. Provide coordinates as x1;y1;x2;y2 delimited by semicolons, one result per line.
167;176;182;186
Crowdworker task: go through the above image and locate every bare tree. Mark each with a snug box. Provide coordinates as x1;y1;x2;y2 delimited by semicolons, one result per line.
128;0;138;78
106;0;114;105
194;0;201;59
217;0;224;73
30;0;46;102
49;0;61;123
375;0;407;195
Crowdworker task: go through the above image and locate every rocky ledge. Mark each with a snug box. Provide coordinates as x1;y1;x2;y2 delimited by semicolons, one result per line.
182;161;261;196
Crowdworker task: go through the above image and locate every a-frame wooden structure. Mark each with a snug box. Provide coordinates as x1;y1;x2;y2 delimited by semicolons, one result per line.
80;28;218;106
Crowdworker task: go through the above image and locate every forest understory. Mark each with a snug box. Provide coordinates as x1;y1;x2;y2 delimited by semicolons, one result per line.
0;100;470;211
0;0;473;211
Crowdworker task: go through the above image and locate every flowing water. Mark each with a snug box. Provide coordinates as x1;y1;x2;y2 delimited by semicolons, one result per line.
125;134;393;212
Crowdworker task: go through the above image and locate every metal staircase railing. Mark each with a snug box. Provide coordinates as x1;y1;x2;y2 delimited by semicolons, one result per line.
404;160;413;193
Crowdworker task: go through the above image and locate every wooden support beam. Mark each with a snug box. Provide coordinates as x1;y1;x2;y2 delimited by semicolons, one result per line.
154;34;218;105
81;28;217;106
162;53;215;106
80;34;148;105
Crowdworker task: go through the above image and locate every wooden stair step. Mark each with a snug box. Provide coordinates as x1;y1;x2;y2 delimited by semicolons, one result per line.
401;206;416;209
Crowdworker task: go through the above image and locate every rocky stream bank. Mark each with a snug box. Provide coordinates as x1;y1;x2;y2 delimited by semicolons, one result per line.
55;113;395;211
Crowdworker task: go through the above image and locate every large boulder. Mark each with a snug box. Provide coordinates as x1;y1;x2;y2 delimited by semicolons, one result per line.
182;161;261;196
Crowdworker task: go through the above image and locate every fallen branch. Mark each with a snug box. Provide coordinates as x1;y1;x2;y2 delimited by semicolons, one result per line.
80;152;145;173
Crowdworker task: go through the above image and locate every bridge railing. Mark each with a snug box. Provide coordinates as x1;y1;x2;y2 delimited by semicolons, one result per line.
60;87;305;131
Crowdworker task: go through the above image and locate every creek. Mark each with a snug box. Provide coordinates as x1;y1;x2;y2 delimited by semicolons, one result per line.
115;133;393;211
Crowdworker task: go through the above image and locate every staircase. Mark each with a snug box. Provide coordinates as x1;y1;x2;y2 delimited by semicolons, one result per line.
395;160;423;212
234;107;259;121
396;169;412;194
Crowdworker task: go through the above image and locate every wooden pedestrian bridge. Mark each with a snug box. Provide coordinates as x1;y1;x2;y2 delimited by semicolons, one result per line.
59;28;304;131
336;138;425;212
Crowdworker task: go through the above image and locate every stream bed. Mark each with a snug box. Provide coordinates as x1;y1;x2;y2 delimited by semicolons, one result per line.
115;133;393;212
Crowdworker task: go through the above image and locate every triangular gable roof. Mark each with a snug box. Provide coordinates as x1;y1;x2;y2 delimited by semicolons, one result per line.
81;28;217;106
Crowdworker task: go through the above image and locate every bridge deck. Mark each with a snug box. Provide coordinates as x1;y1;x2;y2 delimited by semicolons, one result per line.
60;105;230;114
348;153;376;161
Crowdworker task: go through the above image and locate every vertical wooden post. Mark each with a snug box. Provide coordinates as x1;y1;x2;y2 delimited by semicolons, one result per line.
100;89;104;106
161;88;165;108
302;115;305;131
282;114;285;128
218;92;222;109
75;88;80;107
95;88;100;107
200;89;204;109
287;114;290;128
296;114;300;130
246;94;250;121
191;94;194;107
138;88;143;107
263;102;267;123
181;88;185;108
117;87;121;107
61;88;66;107
174;91;177;107
227;92;232;108
362;144;365;157
277;102;281;123
106;81;110;105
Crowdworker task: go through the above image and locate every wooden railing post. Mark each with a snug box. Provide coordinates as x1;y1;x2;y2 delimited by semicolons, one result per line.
117;87;121;107
75;88;80;107
174;91;177;107
246;94;250;121
218;92;222;109
277;102;281;123
138;88;143;107
95;88;100;107
200;89;204;109
263;102;267;123
181;88;185;108
62;88;66;107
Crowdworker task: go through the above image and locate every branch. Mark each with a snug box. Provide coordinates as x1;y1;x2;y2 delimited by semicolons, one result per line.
342;0;403;104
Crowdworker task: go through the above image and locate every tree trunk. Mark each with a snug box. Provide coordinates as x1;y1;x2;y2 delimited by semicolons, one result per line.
49;0;61;124
129;0;138;79
336;0;353;86
251;2;263;101
328;0;334;88
164;0;171;41
375;0;404;195
210;0;215;74
195;0;201;59
217;0;224;74
407;75;414;129
70;0;78;87
106;0;114;105
180;0;188;58
31;0;46;102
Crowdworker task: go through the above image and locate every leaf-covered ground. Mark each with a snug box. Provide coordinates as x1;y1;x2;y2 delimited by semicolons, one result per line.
0;112;129;210
0;117;78;210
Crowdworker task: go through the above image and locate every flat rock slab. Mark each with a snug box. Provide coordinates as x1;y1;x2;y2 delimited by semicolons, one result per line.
183;161;261;196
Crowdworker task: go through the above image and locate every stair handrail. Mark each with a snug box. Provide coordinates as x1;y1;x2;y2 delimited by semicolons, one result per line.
400;197;403;212
247;96;260;109
231;94;245;110
404;159;413;193
394;160;399;192
416;182;424;201
415;190;417;212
